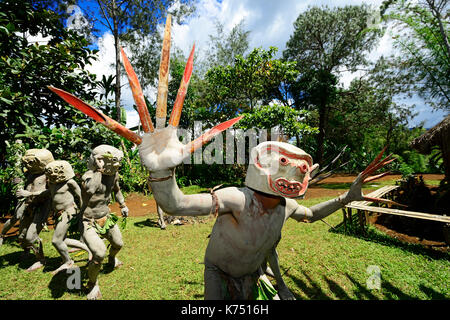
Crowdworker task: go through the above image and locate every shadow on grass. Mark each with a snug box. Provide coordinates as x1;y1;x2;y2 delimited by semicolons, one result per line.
312;183;381;190
48;264;88;299
284;266;440;300
134;218;160;229
329;215;449;261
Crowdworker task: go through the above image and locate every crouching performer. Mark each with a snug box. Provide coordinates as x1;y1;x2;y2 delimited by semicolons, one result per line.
3;149;54;272
80;145;128;300
19;160;90;274
49;14;395;299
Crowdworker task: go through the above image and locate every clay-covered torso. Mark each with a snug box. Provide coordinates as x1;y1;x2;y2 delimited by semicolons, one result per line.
24;173;48;204
205;187;289;278
81;171;116;219
48;181;76;212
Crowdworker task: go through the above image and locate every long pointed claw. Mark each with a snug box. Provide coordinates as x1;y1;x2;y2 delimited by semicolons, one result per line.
155;14;172;128
361;146;387;176
364;155;395;177
168;44;195;128
184;116;243;154
363;171;391;183
48;86;142;145
363;196;408;208
120;47;154;133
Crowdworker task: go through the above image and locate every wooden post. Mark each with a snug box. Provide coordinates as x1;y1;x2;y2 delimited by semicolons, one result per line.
342;208;347;234
357;210;366;235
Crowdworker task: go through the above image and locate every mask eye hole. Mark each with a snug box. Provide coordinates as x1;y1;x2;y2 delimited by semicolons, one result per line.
279;157;289;166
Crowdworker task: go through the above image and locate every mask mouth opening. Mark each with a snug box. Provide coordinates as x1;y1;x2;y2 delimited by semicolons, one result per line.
270;175;309;198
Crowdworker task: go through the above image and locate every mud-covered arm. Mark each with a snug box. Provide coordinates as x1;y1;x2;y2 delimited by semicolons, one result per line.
67;179;82;209
266;244;295;300
149;169;240;217
16;188;50;200
289;193;349;223
113;173;128;217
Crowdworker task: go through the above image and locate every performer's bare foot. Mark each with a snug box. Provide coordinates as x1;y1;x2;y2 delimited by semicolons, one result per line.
86;283;102;300
108;257;123;269
68;248;81;253
26;261;45;272
52;260;75;275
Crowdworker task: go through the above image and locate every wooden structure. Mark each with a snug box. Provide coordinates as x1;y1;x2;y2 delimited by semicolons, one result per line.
410;114;450;180
343;185;450;235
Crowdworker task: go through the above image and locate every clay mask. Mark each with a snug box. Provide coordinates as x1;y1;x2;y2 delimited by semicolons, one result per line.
22;149;55;174
88;145;123;176
245;141;319;198
45;160;75;183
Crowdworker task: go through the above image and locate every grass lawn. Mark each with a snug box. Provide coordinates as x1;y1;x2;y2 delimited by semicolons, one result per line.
0;194;448;300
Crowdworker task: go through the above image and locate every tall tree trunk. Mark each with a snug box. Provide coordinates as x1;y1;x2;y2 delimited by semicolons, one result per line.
316;104;327;166
112;0;121;123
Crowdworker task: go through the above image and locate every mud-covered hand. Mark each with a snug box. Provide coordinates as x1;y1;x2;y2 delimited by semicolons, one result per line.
120;205;129;218
138;127;188;172
16;189;32;198
340;147;398;206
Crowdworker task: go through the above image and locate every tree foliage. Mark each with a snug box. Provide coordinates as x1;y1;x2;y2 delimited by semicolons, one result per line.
283;4;384;164
382;0;450;111
203;19;250;70
201;47;299;122
0;0;99;158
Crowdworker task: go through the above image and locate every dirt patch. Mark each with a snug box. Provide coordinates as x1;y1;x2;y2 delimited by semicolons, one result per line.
369;214;449;251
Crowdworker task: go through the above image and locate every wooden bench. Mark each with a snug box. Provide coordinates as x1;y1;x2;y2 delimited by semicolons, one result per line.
342;185;450;234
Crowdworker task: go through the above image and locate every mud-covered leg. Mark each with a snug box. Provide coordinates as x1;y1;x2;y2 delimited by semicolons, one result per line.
65;237;93;261
105;224;124;268
204;261;228;300
157;205;166;230
24;199;51;271
51;210;76;275
0;201;27;248
17;210;34;256
83;224;106;300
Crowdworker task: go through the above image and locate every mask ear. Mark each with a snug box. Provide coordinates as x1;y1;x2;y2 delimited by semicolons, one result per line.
310;163;320;177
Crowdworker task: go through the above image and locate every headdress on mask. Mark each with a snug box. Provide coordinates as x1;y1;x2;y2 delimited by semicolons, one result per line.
245;141;319;199
88;145;123;176
45;160;75;183
22;149;55;174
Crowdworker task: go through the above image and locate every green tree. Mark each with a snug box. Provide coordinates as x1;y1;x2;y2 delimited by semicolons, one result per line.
203;19;250;70
283;4;383;165
0;0;99;159
382;0;449;111
201;47;299;123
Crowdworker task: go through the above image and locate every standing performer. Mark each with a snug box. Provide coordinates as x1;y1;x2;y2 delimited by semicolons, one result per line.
3;149;54;271
49;14;396;300
79;145;128;300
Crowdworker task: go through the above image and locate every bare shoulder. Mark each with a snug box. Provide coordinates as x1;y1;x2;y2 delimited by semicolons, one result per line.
82;170;95;181
215;186;247;212
284;198;300;214
67;179;80;187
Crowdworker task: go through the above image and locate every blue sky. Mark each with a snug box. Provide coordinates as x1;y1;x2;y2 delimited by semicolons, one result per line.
72;0;448;129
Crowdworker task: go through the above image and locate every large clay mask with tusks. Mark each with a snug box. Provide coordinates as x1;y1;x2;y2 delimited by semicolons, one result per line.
245;141;319;198
22;149;55;174
45;160;75;183
88;145;123;176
